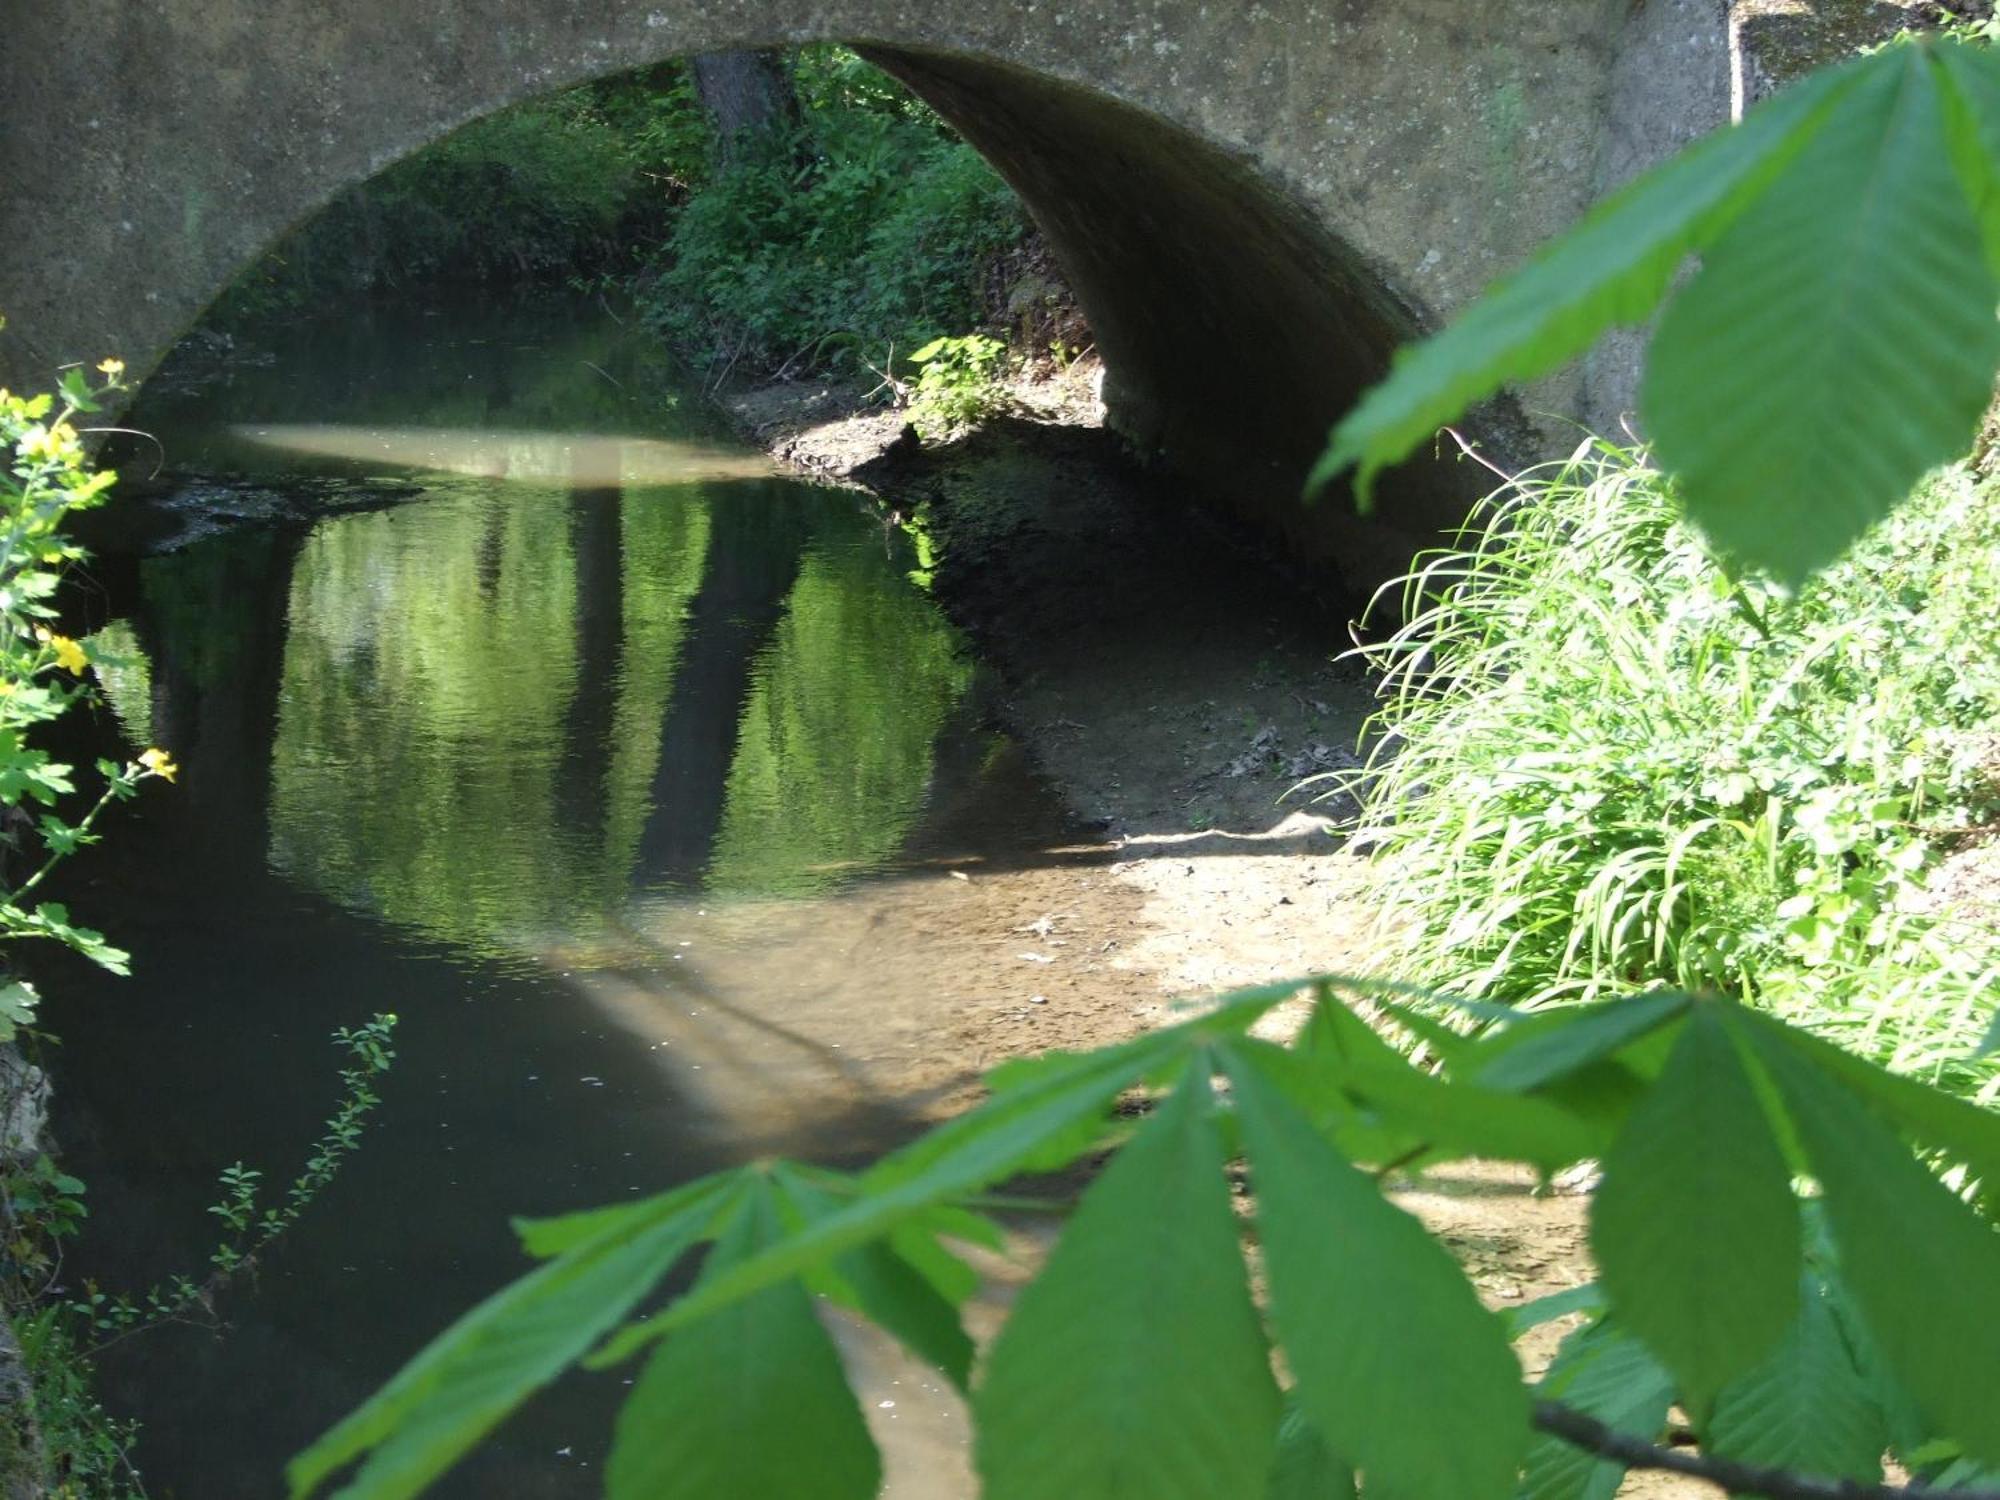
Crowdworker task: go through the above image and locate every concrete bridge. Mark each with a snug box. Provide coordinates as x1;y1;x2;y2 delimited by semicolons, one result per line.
0;1;1887;585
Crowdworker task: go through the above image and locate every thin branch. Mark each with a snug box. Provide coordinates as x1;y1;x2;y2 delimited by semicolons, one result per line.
1439;424;1518;484
1534;1400;2000;1500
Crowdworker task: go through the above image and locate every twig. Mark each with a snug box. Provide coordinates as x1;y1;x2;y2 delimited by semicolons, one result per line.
1440;425;1519;485
79;426;166;481
1533;1400;2000;1500
1373;1142;1432;1182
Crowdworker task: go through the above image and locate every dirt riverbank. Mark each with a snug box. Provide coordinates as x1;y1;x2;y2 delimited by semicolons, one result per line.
711;372;1627;1423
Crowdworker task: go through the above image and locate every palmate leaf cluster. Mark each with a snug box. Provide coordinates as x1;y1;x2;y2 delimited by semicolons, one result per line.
1315;35;2000;586
293;981;2000;1500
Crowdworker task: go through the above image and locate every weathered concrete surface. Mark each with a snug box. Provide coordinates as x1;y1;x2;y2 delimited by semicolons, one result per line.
2;0;1766;588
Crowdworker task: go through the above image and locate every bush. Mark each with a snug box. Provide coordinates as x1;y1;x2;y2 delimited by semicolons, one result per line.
906;332;1008;437
638;48;1025;378
1336;442;2000;1092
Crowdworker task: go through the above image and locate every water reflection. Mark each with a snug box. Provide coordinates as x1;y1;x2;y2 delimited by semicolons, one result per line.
47;294;1083;1497
231;422;775;486
710;546;973;896
252;473;971;956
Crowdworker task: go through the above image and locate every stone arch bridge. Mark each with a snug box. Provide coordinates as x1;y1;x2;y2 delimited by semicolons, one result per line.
1;1;1868;584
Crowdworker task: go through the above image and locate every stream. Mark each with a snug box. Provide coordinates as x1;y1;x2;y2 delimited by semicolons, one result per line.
33;294;1100;1497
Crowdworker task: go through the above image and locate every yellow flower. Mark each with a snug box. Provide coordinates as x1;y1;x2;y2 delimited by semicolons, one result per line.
96;358;125;379
16;422;77;464
48;635;86;675
138;747;178;783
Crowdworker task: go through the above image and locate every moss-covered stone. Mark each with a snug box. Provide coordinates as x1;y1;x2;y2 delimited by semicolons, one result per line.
1736;0;1927;90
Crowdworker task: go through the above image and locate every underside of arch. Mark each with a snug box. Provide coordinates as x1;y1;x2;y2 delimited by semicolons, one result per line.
864;46;1499;592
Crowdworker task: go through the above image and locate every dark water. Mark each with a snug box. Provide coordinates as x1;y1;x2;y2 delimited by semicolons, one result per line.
34;296;1077;1497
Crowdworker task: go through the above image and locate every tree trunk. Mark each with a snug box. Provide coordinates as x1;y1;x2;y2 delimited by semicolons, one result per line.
690;49;802;165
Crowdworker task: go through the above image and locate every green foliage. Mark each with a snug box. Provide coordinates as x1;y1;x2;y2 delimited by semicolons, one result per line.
640;49;1024;378
607;1182;881;1500
1335;444;2000;1088
292;982;2000;1500
1588;1008;1799;1417
1707;1270;1890;1483
973;1069;1279;1500
907;333;1010;438
13;1304;144;1498
1223;1044;1527;1500
0;353;176;983
1521;1318;1674;1500
1314;35;2000;585
0;1016;398;1496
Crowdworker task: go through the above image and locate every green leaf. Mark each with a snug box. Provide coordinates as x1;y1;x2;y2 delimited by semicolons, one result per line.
589;1023;1192;1368
606;1181;880;1500
512;1179;720;1259
773;1167;976;1392
1936;41;2000;279
1642;46;2000;583
0;980;37;1042
975;1068;1280;1500
1521;1317;1675;1500
888;1218;986;1304
1367;995;1475;1066
288;1174;734;1500
1469;992;1691;1094
1293;1002;1601;1169
1223;1044;1527;1500
1267;1401;1356;1500
1707;1272;1886;1483
1501;1282;1604;1340
1742;1019;2000;1463
1741;1011;2000;1200
1312;57;1866;501
56;367;100;414
591;981;1311;1368
1589;1006;1799;1417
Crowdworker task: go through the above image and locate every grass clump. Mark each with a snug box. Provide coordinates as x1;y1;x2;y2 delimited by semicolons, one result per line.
1336;441;2000;1093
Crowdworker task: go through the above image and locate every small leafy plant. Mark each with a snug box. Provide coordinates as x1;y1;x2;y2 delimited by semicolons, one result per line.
0;346;178;1007
906;332;1008;438
59;1014;399;1341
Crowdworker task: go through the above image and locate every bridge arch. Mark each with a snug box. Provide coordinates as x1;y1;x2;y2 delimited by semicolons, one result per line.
0;1;1733;587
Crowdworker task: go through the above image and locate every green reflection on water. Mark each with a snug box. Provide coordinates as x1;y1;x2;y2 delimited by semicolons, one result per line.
268;487;589;954
708;544;973;897
87;621;154;748
255;471;969;960
600;488;713;900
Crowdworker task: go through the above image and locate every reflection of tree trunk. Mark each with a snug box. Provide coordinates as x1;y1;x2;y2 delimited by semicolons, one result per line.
636;491;810;887
137;530;306;882
691;50;802;164
559;486;624;847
